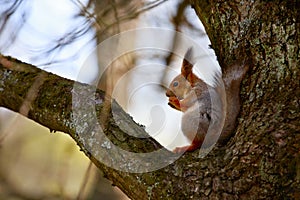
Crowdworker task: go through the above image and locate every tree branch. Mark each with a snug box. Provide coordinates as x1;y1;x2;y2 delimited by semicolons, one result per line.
0;54;178;198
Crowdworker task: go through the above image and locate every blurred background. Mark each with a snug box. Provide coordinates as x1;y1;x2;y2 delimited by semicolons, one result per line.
0;0;219;199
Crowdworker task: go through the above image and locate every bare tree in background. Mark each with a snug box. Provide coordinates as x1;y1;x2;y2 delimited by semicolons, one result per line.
93;0;143;106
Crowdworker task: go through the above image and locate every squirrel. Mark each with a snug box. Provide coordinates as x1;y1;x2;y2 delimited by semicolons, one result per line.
166;48;247;153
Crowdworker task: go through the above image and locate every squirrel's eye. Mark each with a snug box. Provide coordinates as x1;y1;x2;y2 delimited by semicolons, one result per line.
173;81;179;87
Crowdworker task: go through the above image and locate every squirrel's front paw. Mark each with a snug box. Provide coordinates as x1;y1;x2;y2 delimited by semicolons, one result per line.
168;96;181;111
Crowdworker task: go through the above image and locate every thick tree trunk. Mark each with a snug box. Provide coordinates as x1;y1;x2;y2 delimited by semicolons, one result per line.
190;0;300;198
0;0;299;199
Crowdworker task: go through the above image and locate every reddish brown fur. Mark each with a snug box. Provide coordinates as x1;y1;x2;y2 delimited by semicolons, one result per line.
166;48;247;153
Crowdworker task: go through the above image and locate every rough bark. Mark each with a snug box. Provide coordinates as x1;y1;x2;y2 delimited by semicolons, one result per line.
0;0;299;199
190;0;300;198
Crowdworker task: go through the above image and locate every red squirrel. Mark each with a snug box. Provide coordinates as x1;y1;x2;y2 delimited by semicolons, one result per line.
166;48;247;153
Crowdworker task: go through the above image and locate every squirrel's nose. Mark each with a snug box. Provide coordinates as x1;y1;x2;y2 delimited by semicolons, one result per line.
166;89;174;97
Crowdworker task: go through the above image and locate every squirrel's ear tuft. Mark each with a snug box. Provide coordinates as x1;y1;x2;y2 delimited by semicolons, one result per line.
181;47;194;78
